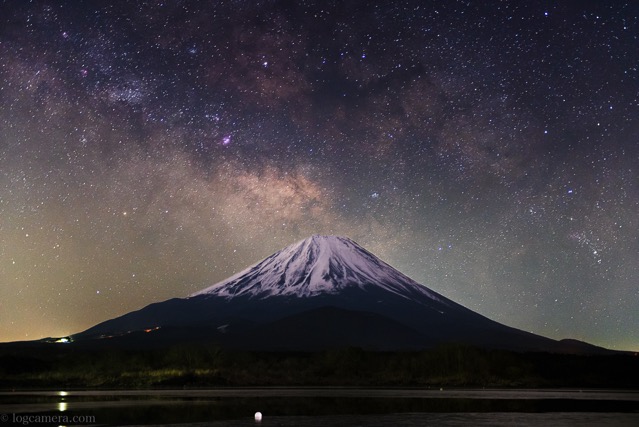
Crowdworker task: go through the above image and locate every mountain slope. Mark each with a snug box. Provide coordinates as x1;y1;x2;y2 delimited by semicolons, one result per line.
193;235;446;304
224;306;430;351
73;235;582;352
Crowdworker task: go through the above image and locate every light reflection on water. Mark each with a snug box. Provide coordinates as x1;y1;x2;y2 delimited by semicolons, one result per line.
0;389;638;426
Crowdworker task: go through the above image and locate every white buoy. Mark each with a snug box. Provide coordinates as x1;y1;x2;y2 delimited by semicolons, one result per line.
254;411;263;422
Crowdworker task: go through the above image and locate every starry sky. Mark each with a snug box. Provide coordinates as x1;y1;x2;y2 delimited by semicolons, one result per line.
1;1;638;350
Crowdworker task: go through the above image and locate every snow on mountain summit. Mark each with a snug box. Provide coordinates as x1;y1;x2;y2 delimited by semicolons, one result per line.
192;235;446;304
77;237;570;354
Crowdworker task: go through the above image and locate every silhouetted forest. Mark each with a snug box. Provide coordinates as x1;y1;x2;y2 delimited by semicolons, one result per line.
1;343;638;388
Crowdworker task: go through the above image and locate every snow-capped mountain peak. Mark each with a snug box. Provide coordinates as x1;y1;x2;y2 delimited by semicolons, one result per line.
192;235;445;303
75;235;571;354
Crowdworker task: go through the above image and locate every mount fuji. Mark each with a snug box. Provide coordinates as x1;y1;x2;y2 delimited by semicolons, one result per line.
71;235;598;352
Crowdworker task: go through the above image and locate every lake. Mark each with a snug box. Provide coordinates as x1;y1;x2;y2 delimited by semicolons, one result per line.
1;388;638;426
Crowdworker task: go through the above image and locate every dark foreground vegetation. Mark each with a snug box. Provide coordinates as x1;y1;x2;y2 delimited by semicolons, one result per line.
1;343;638;389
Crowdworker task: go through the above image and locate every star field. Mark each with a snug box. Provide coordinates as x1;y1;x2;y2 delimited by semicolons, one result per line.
0;1;638;350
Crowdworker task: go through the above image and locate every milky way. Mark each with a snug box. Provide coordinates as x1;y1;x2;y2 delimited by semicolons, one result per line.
1;1;638;350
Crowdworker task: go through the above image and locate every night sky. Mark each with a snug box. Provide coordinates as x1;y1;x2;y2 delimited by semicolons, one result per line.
1;1;638;350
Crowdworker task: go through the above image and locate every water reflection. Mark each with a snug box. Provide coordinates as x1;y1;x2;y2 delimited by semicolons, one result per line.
0;389;637;426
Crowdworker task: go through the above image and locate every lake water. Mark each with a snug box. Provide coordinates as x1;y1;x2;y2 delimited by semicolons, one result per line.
1;388;638;426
